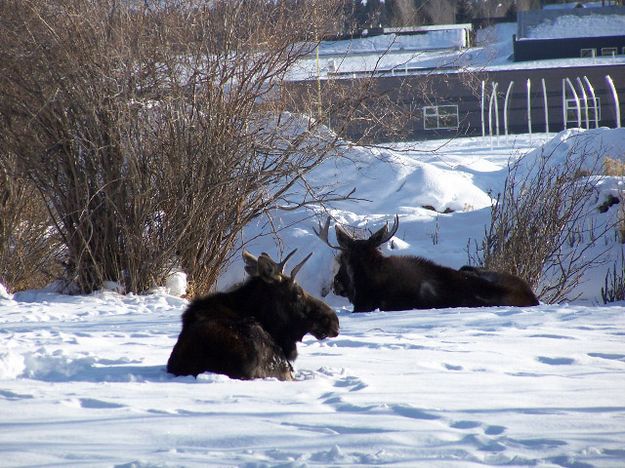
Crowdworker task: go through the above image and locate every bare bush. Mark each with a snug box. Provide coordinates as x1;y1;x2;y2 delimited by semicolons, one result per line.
0;151;61;292
471;141;614;303
0;0;355;295
601;249;625;304
600;157;625;243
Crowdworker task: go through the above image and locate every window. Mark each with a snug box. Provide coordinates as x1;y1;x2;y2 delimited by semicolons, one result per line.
580;48;596;58
565;97;601;127
601;47;618;57
423;105;459;130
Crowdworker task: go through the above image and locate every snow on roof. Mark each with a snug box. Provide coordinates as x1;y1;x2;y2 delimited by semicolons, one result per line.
526;13;625;39
518;6;625;39
316;28;469;57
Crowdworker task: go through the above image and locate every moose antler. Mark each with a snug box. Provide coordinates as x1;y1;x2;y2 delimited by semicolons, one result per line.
364;214;400;247
277;249;298;273
290;252;313;279
379;214;400;245
313;216;342;250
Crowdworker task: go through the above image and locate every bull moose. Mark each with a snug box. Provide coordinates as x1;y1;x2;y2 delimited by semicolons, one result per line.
315;216;539;312
167;250;340;380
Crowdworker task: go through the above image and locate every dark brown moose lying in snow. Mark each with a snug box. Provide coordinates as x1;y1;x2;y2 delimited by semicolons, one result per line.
167;250;339;380
315;216;539;312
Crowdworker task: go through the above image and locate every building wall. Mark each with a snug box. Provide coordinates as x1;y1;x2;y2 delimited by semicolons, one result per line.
514;35;625;61
291;64;625;143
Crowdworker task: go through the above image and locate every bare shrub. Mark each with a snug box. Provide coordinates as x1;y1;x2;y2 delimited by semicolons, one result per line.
0;0;354;295
0;152;61;292
471;140;614;303
600;157;625;243
601;249;625;304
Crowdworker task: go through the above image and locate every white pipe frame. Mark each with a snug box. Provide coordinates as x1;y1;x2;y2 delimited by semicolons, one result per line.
481;80;486;137
541;78;549;133
582;76;599;129
488;82;496;147
575;76;589;129
526;78;532;136
564;77;582;128
492;82;500;140
605;74;621;128
504;81;514;137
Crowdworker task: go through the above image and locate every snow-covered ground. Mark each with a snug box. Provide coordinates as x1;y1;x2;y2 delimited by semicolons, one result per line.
2;289;625;467
2;129;625;467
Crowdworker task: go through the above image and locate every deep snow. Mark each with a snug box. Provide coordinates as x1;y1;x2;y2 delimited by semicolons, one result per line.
2;129;625;467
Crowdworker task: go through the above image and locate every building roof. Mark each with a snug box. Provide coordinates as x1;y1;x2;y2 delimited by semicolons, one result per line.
288;11;625;81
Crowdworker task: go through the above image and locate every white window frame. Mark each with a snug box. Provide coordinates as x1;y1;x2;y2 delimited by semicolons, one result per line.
580;48;596;58
601;47;618;57
565;97;601;127
423;105;459;130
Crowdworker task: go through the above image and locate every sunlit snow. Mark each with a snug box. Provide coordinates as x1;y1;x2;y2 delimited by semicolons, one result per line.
2;129;625;467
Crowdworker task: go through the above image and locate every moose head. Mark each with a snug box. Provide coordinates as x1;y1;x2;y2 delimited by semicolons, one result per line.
240;250;340;353
315;215;399;302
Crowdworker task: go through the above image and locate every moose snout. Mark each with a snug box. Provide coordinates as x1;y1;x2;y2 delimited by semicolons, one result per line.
327;315;340;338
311;312;340;340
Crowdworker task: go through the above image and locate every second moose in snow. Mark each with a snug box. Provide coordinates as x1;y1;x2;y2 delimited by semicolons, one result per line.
316;216;539;312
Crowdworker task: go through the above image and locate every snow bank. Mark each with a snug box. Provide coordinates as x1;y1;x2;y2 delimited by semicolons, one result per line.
0;283;13;301
215;128;625;307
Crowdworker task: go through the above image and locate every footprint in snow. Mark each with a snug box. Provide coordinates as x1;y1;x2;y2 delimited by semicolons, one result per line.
78;398;125;409
443;363;463;371
449;420;506;436
62;398;125;409
484;425;506;435
536;356;575;365
0;389;34;400
587;352;625;361
333;375;368;391
450;420;481;429
390;404;441;420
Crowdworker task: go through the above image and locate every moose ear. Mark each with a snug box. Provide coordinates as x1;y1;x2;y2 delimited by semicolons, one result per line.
368;215;399;247
335;224;354;249
257;253;281;283
242;250;259;276
368;224;389;246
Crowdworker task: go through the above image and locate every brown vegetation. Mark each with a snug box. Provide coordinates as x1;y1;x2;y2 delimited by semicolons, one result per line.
0;0;370;295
